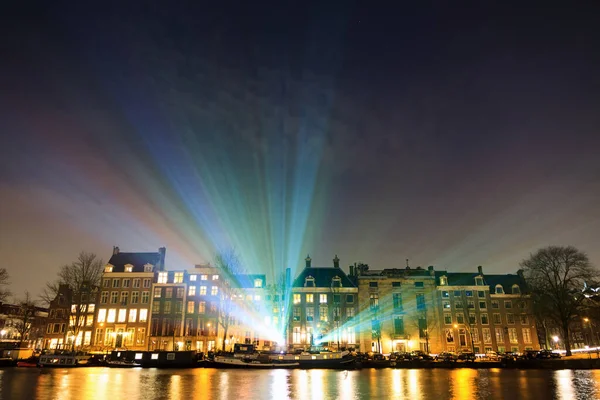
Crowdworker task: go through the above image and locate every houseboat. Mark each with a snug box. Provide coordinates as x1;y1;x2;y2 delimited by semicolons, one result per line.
38;352;91;368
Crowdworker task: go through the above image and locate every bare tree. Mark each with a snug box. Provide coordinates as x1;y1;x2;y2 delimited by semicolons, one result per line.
214;248;245;351
0;268;11;302
41;252;104;349
13;292;38;348
520;245;598;356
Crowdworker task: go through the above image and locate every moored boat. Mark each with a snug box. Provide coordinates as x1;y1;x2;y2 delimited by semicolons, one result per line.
38;353;91;368
211;355;299;369
106;360;142;368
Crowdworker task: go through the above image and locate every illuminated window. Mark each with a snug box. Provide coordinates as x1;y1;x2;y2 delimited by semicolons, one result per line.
158;272;168;284
174;272;184;283
306;294;314;303
107;309;116;323
522;328;532;344
139;309;148;323
293;307;301;321
104;265;113;273
187;301;195;313
165;288;173;297
200;286;207;295
189;286;196;296
211;286;218;296
176;288;184;298
198;301;206;313
154;288;162;298
254;279;263;288
254;295;260;301
293;294;301;304
128;309;137;323
212;275;219;280
320;294;327;304
319;306;328;322
306;308;314;322
125;265;133;273
118;309;126;323
201;275;208;281
508;328;518;343
190;275;197;281
97;309;107;323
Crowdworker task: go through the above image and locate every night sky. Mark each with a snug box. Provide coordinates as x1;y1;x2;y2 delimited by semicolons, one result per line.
1;1;599;299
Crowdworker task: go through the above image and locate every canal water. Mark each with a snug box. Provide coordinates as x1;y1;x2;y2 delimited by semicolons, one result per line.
1;367;599;400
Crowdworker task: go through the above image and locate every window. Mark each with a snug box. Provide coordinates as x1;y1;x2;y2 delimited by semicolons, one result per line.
455;301;463;309
444;313;452;324
416;294;426;311
333;294;341;304
254;279;263;288
293;294;301;304
165;288;173;297
164;301;171;313
128;309;137;323
101;291;108;304
200;286;207;295
306;308;314;322
520;315;529;325
158;272;168;284
393;294;403;311
107;309;116;323
143;279;151;288
440;276;447;285
457;314;464;324
493;313;501;324
117;309;126;323
320;306;328;322
123;279;130;288
177;288;185;298
212;275;219;280
472;328;480;344
293;308;301;321
174;272;184;283
446;329;454;343
210;286;219;296
320;294;327;304
478;291;485;298
104;279;110;287
394;317;404;335
508;328;518;343
522;328;532;344
453;290;461;297
190;275;197;281
481;313;489;325
443;301;451;309
468;301;475;309
105;266;113;273
120;292;129;305
414;282;424;288
189;286;196;296
495;327;504;343
475;277;484;286
187;301;194;313
154;287;162;298
97;309;107;323
507;314;515;324
332;277;342;287
369;293;379;309
152;302;160;314
504;301;512;309
518;301;527;310
293;327;301;344
144;264;153;272
139;309;148;323
346;294;354;303
111;292;118;304
465;291;473;297
392;281;401;288
495;285;504;294
491;300;499;309
369;282;378;288
346;308;355;319
442;291;450;298
459;329;467;347
482;328;492;343
141;291;149;304
512;285;520;294
200;275;208;281
306;294;314;303
175;301;183;313
469;313;476;325
479;301;487;309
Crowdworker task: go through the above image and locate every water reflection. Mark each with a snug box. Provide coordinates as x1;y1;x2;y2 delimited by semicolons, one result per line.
1;367;599;400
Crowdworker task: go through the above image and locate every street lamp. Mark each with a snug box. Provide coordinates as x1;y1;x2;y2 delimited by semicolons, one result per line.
553;335;559;350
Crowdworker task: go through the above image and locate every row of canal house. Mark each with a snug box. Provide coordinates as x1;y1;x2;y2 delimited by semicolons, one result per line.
43;246;539;355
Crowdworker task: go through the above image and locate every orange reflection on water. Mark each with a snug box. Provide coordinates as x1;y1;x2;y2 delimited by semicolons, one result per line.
449;368;477;400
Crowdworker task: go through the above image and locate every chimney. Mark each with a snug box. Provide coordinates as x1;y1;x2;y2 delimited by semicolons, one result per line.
113;246;120;255
349;265;354;277
428;265;435;276
333;255;340;269
477;265;483;275
305;255;312;269
158;247;167;271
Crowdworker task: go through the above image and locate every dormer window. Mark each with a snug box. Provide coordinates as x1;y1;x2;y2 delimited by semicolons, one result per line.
254;279;263;288
104;265;113;273
305;276;315;287
512;284;520;294
144;264;154;272
332;277;342;288
440;276;447;286
475;277;484;286
158;272;168;284
125;264;133;273
495;285;504;294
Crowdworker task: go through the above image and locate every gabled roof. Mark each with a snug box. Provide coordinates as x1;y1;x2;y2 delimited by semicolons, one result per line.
107;252;163;272
292;267;357;288
435;271;529;293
